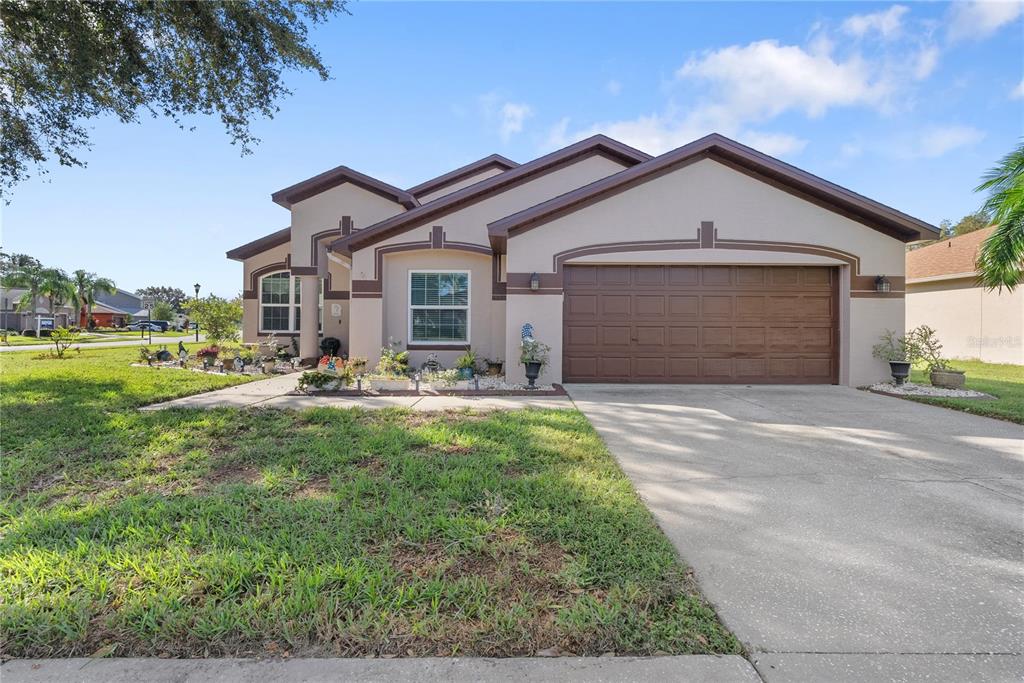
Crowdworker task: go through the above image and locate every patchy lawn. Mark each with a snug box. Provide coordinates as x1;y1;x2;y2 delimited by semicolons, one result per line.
907;360;1024;425
0;346;738;659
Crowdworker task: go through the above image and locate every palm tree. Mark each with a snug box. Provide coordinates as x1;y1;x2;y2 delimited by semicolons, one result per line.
72;270;117;329
40;268;76;324
1;261;47;320
976;141;1024;291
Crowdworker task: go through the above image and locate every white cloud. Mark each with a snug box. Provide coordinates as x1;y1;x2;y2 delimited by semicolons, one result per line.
498;102;533;141
947;0;1023;42
676;41;889;120
478;93;534;141
896;125;986;159
842;5;910;39
913;45;941;79
605;79;623;96
1011;78;1024;99
839;142;864;160
736;131;809;156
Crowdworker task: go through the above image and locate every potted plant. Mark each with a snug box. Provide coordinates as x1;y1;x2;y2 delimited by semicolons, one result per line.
520;339;550;389
910;325;966;389
455;348;478;379
871;331;914;385
485;357;504;376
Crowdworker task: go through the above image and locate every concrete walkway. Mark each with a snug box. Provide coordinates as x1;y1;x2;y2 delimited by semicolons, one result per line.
142;372;572;411
566;384;1024;682
1;333;204;353
0;655;760;682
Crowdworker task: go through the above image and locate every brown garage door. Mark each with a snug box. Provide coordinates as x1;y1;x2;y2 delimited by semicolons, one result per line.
563;265;838;383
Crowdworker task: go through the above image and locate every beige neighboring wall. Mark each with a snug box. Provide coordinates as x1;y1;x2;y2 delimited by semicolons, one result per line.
241;241;291;344
504;157;908;386
415;167;507;204
381;250;499;369
907;276;1024;365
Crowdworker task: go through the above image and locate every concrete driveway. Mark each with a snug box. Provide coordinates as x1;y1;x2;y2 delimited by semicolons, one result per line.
566;384;1023;681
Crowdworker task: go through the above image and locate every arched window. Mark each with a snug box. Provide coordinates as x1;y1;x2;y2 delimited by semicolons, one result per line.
259;271;323;333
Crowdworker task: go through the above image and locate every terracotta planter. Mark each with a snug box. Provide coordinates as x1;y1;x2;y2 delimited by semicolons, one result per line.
930;369;966;389
486;362;503;376
221;358;235;372
888;360;911;385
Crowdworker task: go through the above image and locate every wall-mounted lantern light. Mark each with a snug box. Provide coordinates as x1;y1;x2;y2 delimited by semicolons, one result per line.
875;275;891;293
530;272;540;291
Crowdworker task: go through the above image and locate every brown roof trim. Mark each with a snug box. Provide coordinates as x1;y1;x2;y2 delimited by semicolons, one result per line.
487;133;940;251
271;165;418;210
226;226;291;261
330;135;652;254
407;154;519;199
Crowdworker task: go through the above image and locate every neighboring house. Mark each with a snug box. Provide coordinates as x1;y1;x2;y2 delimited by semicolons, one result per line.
906;228;1023;365
83;289;143;328
0;288;74;331
227;133;937;386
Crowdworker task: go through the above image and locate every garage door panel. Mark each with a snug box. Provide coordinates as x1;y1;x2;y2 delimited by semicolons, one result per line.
563;265;837;384
601;295;631;316
601;326;631;346
566;294;597;317
635;326;665;346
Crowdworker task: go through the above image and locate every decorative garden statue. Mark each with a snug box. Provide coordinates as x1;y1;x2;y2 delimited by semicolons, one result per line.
178;341;187;355
521;322;535;342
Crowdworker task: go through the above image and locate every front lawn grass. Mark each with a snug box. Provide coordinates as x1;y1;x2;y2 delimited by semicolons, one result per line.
0;346;738;658
908;359;1024;424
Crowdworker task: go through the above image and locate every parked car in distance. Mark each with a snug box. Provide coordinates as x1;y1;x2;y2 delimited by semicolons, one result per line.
126;321;165;332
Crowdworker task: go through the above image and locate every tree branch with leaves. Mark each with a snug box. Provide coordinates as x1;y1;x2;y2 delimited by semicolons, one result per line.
0;0;347;197
976;141;1024;291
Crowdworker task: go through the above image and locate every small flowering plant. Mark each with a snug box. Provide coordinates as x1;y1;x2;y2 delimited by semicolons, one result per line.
196;345;220;359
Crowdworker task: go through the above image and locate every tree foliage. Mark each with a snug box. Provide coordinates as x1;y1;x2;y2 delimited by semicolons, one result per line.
0;251;41;275
73;269;117;328
938;211;991;239
184;294;242;342
136;286;189;312
0;0;347;196
976;141;1024;291
151;300;176;322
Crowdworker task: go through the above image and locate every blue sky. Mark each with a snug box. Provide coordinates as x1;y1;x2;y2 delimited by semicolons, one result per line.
2;1;1021;297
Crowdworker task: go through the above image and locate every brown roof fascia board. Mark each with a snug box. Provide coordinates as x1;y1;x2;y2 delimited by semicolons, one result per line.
271;165;418;210
226;226;291;261
330;135;652;253
487;133;939;252
407;154;520;198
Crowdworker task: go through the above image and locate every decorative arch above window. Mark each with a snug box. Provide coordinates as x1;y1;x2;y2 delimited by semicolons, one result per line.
258;271;323;333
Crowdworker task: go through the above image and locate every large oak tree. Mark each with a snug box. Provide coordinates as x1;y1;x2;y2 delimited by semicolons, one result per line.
0;0;346;197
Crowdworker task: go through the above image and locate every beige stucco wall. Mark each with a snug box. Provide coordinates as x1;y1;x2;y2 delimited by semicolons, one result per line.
504;157;908;386
381;250;501;369
290;184;406;268
241;242;291;344
351;154;630;279
907;277;1023;365
416;167;507;204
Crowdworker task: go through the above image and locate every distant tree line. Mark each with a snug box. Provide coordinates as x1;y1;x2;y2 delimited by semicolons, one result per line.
0;250;116;328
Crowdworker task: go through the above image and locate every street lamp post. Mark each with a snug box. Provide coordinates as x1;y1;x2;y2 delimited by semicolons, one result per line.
193;283;201;343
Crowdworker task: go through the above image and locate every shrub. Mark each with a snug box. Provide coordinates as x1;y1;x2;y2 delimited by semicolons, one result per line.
906;325;954;372
872;330;915;363
520;339;551;366
22;329;36;337
455;347;478;370
196;345;220;359
183;295;242;343
49;327;79;358
375;341;410;376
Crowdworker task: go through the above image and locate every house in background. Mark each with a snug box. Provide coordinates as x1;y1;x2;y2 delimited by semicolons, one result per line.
0;288;74;331
228;133;937;386
906;227;1023;365
81;289;143;328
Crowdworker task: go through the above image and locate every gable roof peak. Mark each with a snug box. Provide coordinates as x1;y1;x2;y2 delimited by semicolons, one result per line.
407;153;520;199
271;164;418;210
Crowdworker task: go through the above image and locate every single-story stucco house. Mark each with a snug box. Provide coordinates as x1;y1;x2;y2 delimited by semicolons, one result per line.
227;133;938;386
906;227;1023;365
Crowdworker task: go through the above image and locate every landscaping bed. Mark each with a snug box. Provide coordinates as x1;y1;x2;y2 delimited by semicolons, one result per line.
293;384;568;397
904;360;1024;424
0;344;738;659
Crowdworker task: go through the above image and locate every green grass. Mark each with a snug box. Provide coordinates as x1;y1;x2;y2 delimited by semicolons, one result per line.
907;359;1024;424
0;346;738;658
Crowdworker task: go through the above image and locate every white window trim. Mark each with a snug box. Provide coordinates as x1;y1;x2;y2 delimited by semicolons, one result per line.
408;269;471;345
258;271;323;334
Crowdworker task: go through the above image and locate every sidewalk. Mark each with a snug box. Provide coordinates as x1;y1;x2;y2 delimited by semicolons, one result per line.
141;373;573;411
0;656;760;682
0;333;204;353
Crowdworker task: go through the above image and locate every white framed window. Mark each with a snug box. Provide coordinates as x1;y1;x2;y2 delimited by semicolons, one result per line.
259;271;323;333
408;270;470;344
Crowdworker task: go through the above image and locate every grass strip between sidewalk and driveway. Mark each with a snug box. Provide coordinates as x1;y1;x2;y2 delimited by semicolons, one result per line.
907;360;1024;425
0;345;739;659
